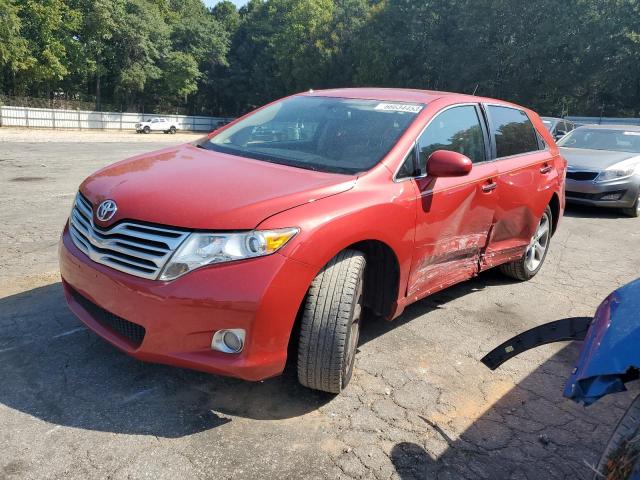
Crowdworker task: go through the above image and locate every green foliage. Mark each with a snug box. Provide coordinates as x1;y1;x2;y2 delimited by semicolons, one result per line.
17;0;82;90
161;51;201;101
2;0;640;117
0;0;34;74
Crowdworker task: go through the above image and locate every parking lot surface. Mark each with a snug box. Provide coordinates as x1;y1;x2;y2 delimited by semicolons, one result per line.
1;128;639;479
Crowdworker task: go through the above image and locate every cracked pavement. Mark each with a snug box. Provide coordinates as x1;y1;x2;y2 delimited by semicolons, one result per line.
1;129;639;479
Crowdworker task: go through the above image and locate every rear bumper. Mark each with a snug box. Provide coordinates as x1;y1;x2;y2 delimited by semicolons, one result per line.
59;224;316;381
565;176;640;208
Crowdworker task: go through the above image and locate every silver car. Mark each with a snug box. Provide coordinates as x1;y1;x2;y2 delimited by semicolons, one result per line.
558;124;640;217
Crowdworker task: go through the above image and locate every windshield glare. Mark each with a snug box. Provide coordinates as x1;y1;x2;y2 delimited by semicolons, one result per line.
558;128;640;153
202;96;422;174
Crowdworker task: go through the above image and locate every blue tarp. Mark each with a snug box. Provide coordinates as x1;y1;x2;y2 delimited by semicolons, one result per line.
564;278;640;405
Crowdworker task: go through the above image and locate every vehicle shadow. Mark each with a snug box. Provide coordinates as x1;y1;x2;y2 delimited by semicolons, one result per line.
359;267;515;345
0;282;333;438
0;269;516;439
564;203;629;219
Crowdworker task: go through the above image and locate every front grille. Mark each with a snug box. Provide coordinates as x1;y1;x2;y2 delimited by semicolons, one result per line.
69;193;189;280
70;287;146;348
567;191;592;199
566;170;599;181
567;190;626;201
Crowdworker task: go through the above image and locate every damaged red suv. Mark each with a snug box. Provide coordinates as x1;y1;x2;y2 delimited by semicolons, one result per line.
59;88;566;393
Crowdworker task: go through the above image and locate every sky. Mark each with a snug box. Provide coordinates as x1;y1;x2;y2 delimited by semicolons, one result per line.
202;0;247;8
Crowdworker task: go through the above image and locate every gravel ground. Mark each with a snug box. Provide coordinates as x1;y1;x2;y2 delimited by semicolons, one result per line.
0;127;203;143
1;129;639;480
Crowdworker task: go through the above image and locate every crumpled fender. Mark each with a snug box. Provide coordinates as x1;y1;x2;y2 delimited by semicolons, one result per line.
564;278;640;405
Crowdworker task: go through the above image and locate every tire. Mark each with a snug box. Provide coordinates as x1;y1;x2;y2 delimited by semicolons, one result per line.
594;393;640;479
169;126;176;134
297;249;366;394
143;126;150;134
621;193;640;218
500;206;552;281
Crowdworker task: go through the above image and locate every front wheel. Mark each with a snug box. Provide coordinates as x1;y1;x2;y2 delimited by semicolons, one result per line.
595;393;640;479
169;126;176;134
500;206;552;281
622;193;640;218
297;249;365;394
143;126;150;134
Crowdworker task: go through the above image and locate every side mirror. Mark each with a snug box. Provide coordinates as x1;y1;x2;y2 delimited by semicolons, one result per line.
427;150;473;177
555;130;567;139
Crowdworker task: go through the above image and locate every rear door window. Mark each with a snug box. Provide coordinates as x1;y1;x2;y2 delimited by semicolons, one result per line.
487;106;540;158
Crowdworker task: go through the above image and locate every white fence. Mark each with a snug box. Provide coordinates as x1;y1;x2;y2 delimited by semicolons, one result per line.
0;105;234;132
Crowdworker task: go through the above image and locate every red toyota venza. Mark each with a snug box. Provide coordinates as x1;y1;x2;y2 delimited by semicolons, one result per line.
59;88;566;393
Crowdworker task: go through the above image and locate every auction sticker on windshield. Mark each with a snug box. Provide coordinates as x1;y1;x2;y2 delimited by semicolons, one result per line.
374;103;423;113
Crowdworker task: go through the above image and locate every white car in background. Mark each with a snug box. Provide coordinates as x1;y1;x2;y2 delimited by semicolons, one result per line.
135;117;178;134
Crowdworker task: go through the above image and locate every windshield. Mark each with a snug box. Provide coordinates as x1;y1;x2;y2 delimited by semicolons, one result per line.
201;96;423;174
542;120;554;131
557;128;640;153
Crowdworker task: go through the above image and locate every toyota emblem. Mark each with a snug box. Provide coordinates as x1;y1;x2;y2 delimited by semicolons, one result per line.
96;200;118;222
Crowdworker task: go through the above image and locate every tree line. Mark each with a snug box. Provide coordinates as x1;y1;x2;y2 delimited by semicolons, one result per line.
1;0;639;117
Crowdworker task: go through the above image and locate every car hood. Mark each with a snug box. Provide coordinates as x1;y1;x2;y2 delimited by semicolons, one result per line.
560;147;639;170
80;143;356;230
564;278;640;406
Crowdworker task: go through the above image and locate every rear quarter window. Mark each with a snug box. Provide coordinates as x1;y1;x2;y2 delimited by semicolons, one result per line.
487;106;540;158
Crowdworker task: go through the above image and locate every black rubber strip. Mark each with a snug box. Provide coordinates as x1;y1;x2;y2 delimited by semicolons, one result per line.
481;316;592;370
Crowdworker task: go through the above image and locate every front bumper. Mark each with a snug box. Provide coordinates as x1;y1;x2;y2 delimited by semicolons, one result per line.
565;175;640;208
59;224;317;381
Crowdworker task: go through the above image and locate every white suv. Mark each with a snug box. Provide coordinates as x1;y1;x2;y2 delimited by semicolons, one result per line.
135;117;178;134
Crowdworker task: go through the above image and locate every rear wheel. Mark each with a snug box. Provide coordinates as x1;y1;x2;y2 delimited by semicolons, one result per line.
595;393;640;479
297;249;365;393
622;193;640;218
500;206;552;281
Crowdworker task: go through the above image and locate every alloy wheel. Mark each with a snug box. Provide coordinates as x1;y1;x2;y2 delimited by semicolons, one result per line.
525;212;551;272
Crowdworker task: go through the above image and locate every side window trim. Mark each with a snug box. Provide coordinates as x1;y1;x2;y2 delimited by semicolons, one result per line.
395;147;420;180
476;103;494;162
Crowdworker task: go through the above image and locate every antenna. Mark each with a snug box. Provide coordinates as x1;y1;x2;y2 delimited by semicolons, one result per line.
472;84;479;96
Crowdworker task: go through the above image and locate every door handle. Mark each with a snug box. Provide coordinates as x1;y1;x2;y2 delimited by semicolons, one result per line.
540;165;552;174
482;181;498;193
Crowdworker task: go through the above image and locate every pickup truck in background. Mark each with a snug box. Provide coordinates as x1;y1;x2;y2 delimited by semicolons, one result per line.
135;117;178;134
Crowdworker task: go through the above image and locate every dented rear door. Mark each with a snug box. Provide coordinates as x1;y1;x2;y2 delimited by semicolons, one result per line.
482;105;556;269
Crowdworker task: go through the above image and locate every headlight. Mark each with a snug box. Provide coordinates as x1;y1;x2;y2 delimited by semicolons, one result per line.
159;227;299;281
595;167;636;183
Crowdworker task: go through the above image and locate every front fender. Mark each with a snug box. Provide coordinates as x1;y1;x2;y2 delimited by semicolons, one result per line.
564;278;640;405
257;173;417;317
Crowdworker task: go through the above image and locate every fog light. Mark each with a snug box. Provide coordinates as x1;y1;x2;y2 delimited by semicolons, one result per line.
211;329;245;353
600;192;623;201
